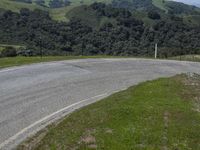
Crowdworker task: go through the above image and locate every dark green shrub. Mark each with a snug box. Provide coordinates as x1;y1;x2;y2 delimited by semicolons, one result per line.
1;47;17;57
148;11;161;20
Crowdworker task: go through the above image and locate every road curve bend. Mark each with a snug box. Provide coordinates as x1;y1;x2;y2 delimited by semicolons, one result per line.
0;58;200;149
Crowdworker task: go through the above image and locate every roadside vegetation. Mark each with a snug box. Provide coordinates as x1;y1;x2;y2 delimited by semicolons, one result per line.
0;56;79;69
1;54;200;70
0;55;137;69
171;55;200;62
18;74;200;150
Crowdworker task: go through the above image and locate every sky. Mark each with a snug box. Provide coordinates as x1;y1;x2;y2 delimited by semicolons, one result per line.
172;0;200;7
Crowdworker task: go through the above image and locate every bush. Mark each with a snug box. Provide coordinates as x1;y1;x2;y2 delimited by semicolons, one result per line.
1;47;17;57
148;11;161;20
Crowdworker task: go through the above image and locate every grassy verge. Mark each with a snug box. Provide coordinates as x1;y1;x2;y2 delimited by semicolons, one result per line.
0;56;130;69
18;74;200;150
170;55;200;62
0;54;199;70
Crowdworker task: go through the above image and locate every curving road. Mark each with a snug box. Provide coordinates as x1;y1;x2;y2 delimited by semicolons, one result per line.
0;58;200;149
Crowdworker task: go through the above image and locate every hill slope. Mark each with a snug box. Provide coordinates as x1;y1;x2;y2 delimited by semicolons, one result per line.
0;0;111;21
1;0;200;23
0;0;200;57
172;0;200;7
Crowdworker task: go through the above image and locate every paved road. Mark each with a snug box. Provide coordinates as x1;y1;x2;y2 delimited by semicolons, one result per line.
0;58;200;149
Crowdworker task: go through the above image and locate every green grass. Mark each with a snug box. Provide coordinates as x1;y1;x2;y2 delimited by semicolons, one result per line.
0;47;4;52
18;75;200;150
0;44;25;49
0;55;136;69
0;54;199;70
49;0;112;21
0;44;26;55
66;5;113;28
132;11;156;26
183;15;200;26
66;5;102;27
0;56;91;69
170;55;200;62
152;0;168;13
0;0;46;12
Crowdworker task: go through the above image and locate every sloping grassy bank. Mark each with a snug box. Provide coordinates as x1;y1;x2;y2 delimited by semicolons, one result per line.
0;56;82;69
18;74;200;150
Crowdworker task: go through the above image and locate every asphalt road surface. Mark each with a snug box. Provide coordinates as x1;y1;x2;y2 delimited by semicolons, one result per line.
0;58;200;149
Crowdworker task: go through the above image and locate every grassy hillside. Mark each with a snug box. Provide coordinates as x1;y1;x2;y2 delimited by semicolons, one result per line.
66;5;102;27
183;15;200;26
0;0;45;12
50;0;112;21
0;44;25;52
49;0;108;21
1;0;200;23
0;0;112;21
152;0;168;12
66;1;166;27
66;4;117;28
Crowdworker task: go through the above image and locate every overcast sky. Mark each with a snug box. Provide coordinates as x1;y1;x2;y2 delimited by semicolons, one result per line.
172;0;200;7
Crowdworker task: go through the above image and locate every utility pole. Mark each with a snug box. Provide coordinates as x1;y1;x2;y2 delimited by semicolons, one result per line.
155;43;158;59
39;35;43;59
81;43;84;56
81;46;83;56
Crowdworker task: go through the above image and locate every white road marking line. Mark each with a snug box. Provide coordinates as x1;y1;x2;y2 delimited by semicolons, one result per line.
0;63;55;73
0;59;111;73
0;68;20;73
0;93;108;149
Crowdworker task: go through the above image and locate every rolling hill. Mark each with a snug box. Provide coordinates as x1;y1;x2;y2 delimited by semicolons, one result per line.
0;0;199;57
0;0;112;21
1;0;200;23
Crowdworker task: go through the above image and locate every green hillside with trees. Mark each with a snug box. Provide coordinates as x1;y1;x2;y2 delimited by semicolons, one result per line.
0;0;111;21
1;0;200;22
0;0;200;58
